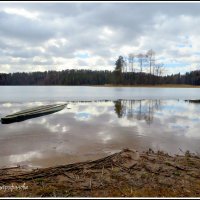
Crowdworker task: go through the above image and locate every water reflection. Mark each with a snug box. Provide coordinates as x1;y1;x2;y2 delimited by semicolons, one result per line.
114;100;162;125
1;100;200;168
114;100;124;118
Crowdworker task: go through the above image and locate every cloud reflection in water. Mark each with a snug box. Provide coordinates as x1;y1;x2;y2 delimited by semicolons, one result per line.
0;99;200;168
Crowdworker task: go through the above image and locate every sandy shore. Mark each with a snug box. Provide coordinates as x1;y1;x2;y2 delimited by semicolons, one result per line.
0;148;200;197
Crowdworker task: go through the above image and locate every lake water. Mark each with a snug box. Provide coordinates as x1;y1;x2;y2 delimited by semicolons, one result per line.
1;86;200;102
1;86;200;168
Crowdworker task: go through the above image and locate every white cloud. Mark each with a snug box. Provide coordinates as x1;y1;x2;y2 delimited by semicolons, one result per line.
4;7;39;20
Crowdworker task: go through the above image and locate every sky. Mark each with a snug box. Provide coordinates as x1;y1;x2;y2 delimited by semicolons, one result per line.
0;2;200;75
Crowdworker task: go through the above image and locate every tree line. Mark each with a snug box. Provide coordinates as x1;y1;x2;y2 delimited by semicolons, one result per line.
0;70;113;85
0;69;200;85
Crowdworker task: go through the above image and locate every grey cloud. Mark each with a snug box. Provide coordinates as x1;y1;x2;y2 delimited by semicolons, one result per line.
0;3;200;73
0;11;55;44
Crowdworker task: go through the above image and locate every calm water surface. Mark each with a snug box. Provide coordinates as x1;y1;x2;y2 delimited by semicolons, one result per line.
0;86;200;168
1;86;200;102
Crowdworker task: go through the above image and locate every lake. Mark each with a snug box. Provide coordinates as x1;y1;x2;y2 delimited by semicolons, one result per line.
0;86;200;168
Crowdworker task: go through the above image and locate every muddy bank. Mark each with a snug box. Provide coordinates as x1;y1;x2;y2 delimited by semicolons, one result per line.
0;148;200;197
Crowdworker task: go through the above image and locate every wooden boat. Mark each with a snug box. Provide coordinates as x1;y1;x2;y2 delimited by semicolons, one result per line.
1;103;67;124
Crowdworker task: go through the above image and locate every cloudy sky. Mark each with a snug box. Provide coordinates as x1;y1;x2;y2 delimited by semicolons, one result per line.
0;2;200;75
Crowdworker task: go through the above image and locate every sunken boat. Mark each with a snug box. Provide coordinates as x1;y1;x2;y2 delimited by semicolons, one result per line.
1;103;67;124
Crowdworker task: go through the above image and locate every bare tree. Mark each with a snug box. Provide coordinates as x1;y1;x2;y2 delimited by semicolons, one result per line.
122;57;128;73
128;53;134;72
137;53;148;73
137;53;144;73
155;64;159;76
155;63;163;76
154;63;165;84
147;49;155;75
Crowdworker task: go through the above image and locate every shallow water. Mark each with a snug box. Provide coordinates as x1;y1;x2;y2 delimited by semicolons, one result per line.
1;98;200;168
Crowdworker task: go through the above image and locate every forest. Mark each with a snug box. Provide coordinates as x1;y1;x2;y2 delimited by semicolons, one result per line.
0;69;200;85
